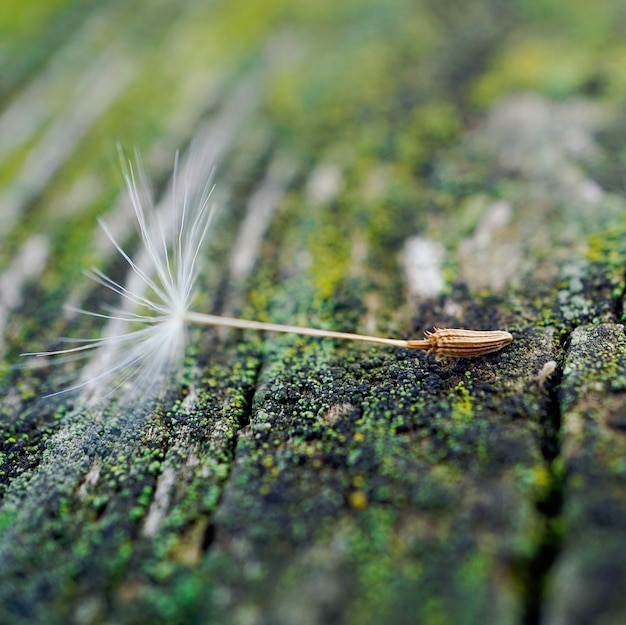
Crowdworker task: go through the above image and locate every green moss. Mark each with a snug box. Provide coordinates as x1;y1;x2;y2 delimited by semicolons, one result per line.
0;0;85;92
340;506;515;625
586;223;626;282
0;0;69;35
0;510;16;533
450;379;475;423
7;0;626;623
395;101;463;171
472;0;626;106
306;221;352;301
265;0;441;154
472;38;597;106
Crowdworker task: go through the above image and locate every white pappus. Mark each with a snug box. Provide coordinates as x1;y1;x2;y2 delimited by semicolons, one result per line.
26;149;218;408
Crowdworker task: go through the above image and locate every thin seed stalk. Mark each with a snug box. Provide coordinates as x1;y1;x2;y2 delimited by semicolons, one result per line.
183;310;417;348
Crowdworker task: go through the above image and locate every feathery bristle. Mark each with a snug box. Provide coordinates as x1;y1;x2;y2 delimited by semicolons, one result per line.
25;149;217;409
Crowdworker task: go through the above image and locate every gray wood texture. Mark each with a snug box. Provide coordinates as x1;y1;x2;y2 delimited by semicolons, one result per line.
1;2;626;624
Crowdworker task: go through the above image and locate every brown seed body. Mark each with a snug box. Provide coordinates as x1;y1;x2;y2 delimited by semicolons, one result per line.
406;327;513;358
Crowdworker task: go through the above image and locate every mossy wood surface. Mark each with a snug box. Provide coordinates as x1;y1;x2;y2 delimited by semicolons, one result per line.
2;2;626;624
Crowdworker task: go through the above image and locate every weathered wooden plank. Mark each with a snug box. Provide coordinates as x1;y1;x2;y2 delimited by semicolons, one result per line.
1;1;626;624
543;325;626;625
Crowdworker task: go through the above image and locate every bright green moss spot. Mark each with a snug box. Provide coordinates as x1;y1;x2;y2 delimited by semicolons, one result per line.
586;224;626;281
0;0;75;45
395;102;463;170
138;486;154;507
472;38;596;106
0;510;16;533
458;552;489;586
450;381;474;423
129;506;145;521
422;597;449;625
306;220;352;301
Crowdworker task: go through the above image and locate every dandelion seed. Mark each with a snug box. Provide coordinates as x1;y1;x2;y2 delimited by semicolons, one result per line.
25;150;513;410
